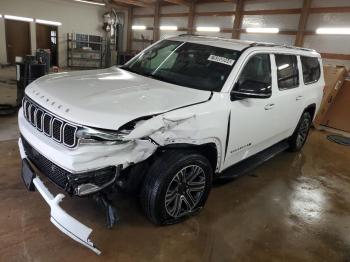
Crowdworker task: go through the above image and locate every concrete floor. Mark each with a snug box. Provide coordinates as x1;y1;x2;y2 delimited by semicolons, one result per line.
1;124;350;261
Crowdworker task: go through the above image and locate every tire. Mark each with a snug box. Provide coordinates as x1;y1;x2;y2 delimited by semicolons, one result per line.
288;111;312;152
140;150;213;225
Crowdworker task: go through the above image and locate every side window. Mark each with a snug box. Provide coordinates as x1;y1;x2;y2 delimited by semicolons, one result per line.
275;54;299;90
235;53;272;96
301;56;321;84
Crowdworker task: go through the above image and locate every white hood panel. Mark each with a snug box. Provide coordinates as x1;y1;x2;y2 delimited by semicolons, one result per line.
25;67;211;130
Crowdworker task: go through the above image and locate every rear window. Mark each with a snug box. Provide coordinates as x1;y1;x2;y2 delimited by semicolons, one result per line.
301;56;321;85
275;54;299;90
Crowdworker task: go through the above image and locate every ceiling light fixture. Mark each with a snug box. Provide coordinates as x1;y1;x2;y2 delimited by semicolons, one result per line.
316;27;350;35
36;19;62;26
132;25;146;30
4;15;34;22
196;26;220;32
160;25;178;31
246;27;279;33
74;0;105;6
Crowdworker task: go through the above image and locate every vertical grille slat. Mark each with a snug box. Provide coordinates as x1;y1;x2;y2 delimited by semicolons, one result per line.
29;105;36;126
22;97;78;148
52;119;63;142
63;124;77;147
25;101;30;120
36;109;44;131
43;114;52;136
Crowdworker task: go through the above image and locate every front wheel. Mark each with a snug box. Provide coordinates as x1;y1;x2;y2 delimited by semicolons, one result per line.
140;150;213;225
288;111;312;152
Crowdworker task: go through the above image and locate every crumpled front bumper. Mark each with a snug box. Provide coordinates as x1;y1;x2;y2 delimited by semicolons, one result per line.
18;138;101;255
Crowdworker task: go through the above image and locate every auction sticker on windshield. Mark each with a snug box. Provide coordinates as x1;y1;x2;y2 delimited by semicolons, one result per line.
208;55;235;66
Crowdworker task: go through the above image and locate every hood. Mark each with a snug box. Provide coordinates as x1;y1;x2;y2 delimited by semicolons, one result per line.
25;67;211;130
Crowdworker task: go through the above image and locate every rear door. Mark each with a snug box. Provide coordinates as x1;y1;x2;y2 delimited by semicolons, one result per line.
271;53;304;138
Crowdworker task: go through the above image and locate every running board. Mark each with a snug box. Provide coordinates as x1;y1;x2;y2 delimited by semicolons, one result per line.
219;140;289;180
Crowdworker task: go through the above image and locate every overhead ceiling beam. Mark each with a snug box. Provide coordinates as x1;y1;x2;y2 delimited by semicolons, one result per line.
310;6;350;13
112;0;149;7
196;11;235;16
232;0;244;39
244;8;301;15
295;0;312;47
138;0;153;4
104;0;128;8
164;0;190;6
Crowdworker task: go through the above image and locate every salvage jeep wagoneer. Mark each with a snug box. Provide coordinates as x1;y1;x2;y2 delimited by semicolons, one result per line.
18;35;324;253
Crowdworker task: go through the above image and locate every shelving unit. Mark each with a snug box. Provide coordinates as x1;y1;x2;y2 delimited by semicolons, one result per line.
67;33;103;69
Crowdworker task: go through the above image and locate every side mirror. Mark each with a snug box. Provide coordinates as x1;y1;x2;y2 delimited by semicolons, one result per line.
231;80;271;100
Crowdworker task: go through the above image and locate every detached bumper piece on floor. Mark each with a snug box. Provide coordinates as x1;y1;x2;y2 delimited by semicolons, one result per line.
18;138;102;255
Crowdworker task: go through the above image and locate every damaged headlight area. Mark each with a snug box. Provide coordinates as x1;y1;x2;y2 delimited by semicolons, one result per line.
67;166;119;196
76;126;131;145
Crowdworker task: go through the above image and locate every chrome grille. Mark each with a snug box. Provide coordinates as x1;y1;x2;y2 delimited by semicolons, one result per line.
22;97;78;148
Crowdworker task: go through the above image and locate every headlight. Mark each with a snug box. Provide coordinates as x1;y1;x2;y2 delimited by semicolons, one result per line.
76;127;130;145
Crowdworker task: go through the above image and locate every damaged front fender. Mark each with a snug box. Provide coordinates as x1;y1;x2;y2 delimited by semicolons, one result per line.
124;113;195;141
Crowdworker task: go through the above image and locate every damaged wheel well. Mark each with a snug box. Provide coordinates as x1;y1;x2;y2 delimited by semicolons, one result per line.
158;143;218;173
117;143;218;194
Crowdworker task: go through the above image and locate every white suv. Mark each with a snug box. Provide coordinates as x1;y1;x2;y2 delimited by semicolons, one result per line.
18;35;324;253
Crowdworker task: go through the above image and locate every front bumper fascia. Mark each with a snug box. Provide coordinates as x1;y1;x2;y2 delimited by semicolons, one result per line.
18;138;101;255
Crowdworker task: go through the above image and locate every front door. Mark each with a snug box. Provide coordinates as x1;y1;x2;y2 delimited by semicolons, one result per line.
5;19;31;64
223;53;281;169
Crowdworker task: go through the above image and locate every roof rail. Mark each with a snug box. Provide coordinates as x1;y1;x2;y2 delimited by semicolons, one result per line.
280;45;316;52
249;42;316;52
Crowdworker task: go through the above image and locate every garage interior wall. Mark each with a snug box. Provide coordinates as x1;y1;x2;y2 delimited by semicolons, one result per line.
0;0;106;67
130;0;350;68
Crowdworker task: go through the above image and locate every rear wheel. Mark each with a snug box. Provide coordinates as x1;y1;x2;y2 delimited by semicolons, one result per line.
140;150;213;225
288;111;312;152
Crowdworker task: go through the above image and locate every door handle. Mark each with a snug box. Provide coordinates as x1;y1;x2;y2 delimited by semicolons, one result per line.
296;95;303;101
264;103;275;110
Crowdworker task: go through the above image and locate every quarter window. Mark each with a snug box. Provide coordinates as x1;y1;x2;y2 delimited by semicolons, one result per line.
301;56;321;84
275;54;299;90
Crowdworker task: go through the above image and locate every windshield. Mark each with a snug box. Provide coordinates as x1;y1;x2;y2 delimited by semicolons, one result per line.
121;40;240;92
